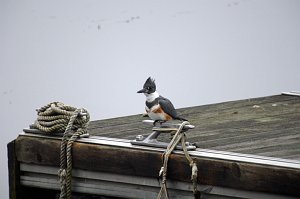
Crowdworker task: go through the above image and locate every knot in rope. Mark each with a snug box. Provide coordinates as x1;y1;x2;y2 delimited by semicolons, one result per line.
58;169;67;185
32;102;90;199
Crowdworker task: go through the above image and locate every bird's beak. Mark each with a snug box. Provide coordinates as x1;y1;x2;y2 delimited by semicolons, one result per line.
137;88;147;93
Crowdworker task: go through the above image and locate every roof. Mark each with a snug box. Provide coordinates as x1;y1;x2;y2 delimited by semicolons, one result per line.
12;93;300;198
88;94;300;160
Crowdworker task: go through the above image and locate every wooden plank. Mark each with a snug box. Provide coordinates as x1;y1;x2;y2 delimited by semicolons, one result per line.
20;163;298;199
20;133;300;168
7;140;21;199
15;135;300;197
20;163;201;199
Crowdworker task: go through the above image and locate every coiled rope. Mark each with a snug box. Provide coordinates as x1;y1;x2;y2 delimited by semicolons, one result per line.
156;121;200;199
32;102;90;199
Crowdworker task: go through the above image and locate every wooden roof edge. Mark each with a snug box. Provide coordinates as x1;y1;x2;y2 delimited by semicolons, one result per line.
177;92;298;110
14;133;300;197
17;132;300;169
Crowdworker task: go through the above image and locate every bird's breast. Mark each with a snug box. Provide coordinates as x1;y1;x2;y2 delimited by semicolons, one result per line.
146;104;172;121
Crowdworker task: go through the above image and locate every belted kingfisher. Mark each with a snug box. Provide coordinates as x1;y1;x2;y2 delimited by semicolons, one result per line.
137;77;187;125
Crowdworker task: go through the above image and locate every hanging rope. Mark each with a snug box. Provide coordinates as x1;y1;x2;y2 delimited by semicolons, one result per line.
32;102;90;199
156;121;199;199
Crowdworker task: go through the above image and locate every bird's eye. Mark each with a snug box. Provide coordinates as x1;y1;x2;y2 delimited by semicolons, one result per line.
147;87;151;90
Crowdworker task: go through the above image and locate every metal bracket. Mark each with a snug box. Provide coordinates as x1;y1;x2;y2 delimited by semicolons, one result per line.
23;125;90;138
131;120;196;150
281;91;300;97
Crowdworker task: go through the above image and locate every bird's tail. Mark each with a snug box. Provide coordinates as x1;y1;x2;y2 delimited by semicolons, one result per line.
175;116;188;121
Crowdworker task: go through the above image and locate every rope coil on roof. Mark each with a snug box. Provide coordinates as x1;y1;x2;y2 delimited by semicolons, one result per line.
32;102;90;199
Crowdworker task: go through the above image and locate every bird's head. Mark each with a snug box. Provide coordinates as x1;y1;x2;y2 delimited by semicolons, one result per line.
137;77;156;94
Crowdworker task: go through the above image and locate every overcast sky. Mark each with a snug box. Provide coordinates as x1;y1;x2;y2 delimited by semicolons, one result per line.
1;0;300;198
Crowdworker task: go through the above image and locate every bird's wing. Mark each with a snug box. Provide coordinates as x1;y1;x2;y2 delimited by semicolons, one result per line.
157;96;178;118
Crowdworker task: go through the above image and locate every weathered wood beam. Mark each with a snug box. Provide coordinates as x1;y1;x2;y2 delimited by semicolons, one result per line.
20;163;297;199
7;140;21;199
15;134;300;197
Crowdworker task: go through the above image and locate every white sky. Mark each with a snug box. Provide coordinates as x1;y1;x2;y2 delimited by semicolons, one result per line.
1;0;300;197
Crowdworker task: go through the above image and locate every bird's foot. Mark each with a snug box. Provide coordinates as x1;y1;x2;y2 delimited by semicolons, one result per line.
153;120;166;126
142;112;149;117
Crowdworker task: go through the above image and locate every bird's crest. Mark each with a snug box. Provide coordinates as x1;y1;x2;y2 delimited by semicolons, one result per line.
143;77;156;91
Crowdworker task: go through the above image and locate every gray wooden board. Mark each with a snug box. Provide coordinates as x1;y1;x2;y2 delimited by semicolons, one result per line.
20;163;298;199
87;94;300;160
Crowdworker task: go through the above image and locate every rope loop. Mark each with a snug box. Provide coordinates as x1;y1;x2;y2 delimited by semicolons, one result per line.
156;121;199;199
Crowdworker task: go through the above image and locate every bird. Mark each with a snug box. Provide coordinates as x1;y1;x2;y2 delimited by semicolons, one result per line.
137;77;187;125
